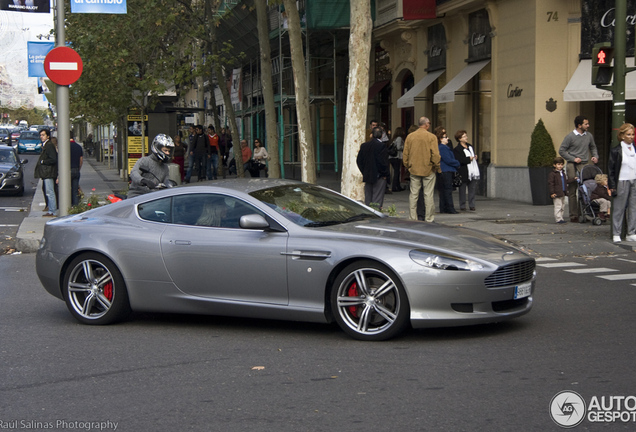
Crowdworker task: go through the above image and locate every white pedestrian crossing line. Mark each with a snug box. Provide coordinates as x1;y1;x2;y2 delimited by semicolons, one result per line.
537;262;586;268
537;256;636;285
597;274;636;281
564;267;618;274
0;207;27;212
0;224;19;227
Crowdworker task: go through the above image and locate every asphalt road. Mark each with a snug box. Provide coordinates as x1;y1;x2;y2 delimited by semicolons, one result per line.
1;253;635;431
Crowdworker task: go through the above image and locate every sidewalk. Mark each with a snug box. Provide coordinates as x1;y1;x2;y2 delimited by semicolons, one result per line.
16;157;635;257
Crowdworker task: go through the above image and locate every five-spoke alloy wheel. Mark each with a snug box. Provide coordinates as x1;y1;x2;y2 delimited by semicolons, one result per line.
331;260;409;341
63;253;131;325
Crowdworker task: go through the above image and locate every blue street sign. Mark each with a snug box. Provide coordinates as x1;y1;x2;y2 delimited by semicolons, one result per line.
70;0;127;14
27;41;55;77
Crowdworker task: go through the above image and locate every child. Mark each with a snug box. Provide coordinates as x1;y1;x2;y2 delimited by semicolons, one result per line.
590;173;612;221
548;157;576;224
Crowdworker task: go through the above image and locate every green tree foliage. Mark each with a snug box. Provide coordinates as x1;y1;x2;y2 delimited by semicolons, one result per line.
1;108;49;127
65;0;200;125
527;118;556;167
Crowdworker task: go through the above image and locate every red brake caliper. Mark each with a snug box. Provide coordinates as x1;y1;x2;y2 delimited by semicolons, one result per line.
347;282;358;317
103;282;113;301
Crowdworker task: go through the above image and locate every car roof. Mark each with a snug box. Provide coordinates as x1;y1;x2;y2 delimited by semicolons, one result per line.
193;178;303;194
19;131;40;137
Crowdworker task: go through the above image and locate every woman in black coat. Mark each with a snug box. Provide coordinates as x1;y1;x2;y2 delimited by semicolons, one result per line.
452;130;479;211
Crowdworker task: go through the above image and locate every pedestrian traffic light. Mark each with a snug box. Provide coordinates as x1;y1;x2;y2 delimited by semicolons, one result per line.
592;42;614;87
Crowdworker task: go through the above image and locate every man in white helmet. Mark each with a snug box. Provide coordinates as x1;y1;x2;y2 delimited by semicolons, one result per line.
128;134;175;198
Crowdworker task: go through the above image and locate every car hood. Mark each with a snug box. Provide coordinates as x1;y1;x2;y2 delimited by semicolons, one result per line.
0;162;19;173
318;217;528;263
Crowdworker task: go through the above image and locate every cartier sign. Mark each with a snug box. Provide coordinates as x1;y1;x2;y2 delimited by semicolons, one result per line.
507;84;523;98
467;9;491;62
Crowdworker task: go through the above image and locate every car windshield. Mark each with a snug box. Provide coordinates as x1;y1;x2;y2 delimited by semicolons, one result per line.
250;184;380;227
20;132;39;140
0;149;17;164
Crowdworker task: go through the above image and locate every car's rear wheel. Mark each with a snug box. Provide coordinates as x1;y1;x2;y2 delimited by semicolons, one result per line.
331;260;410;341
62;253;131;325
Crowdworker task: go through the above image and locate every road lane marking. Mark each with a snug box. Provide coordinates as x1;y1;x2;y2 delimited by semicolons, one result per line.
535;257;558;262
597;274;636;281
537;262;586;268
0;207;28;212
564;268;618;274
617;258;636;264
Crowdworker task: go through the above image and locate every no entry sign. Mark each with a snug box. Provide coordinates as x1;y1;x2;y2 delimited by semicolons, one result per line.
44;47;83;86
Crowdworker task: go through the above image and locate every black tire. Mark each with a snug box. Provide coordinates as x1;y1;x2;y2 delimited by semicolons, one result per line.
330;260;410;341
593;217;603;226
62;253;131;325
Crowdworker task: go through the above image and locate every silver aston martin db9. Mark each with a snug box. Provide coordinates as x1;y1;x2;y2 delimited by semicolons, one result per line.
36;179;535;341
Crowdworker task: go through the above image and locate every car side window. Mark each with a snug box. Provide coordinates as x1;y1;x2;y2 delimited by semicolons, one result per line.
172;193;264;228
137;197;172;223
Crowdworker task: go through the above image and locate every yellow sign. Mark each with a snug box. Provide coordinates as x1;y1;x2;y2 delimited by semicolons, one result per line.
127;136;149;153
127;115;149;121
128;158;140;171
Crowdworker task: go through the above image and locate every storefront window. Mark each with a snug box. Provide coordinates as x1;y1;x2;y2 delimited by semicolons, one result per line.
472;64;491;163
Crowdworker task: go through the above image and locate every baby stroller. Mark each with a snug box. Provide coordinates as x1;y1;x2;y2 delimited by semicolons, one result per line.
576;165;604;225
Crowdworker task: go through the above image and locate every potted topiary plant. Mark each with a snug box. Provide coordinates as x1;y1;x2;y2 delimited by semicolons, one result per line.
527;118;557;205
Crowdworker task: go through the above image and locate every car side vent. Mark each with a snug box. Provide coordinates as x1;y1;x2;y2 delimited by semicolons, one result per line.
484;260;535;288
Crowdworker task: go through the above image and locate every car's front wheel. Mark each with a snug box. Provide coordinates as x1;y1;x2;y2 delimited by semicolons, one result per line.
62;253;131;325
331;260;410;341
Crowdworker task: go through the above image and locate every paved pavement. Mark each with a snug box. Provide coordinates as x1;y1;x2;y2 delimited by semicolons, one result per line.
16;155;636;257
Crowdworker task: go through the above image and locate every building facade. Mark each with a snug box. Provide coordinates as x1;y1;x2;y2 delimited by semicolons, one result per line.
369;0;605;202
184;0;630;202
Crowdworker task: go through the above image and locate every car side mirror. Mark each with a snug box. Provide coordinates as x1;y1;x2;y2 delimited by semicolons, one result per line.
239;214;270;230
21;159;28;164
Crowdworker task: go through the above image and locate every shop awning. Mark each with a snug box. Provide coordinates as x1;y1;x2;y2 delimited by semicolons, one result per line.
562;58;636;101
397;69;445;108
434;60;490;104
368;80;390;101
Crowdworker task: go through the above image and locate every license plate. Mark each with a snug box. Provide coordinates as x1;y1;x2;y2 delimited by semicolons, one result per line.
514;282;532;299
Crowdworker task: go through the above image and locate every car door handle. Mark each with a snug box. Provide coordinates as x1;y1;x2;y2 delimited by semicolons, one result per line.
174;240;191;245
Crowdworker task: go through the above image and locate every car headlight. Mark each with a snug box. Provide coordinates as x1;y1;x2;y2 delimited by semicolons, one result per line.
7;171;21;179
410;249;484;271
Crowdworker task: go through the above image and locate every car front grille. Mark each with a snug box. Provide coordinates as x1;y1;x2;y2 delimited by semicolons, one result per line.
484;259;535;288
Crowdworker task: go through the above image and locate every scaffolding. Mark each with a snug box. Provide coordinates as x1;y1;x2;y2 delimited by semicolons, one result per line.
218;1;350;178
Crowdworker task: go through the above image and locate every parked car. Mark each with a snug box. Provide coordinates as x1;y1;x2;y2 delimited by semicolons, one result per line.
17;131;42;154
0;145;27;196
36;179;536;341
10;128;21;143
0;127;10;144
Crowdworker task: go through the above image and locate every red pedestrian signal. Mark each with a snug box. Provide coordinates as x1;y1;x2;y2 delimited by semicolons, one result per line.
591;43;614;87
597;50;607;64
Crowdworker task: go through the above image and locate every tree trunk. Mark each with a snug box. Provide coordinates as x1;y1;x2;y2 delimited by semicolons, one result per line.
255;0;280;178
341;0;371;200
211;53;243;177
196;75;205;125
207;66;225;178
282;0;316;184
